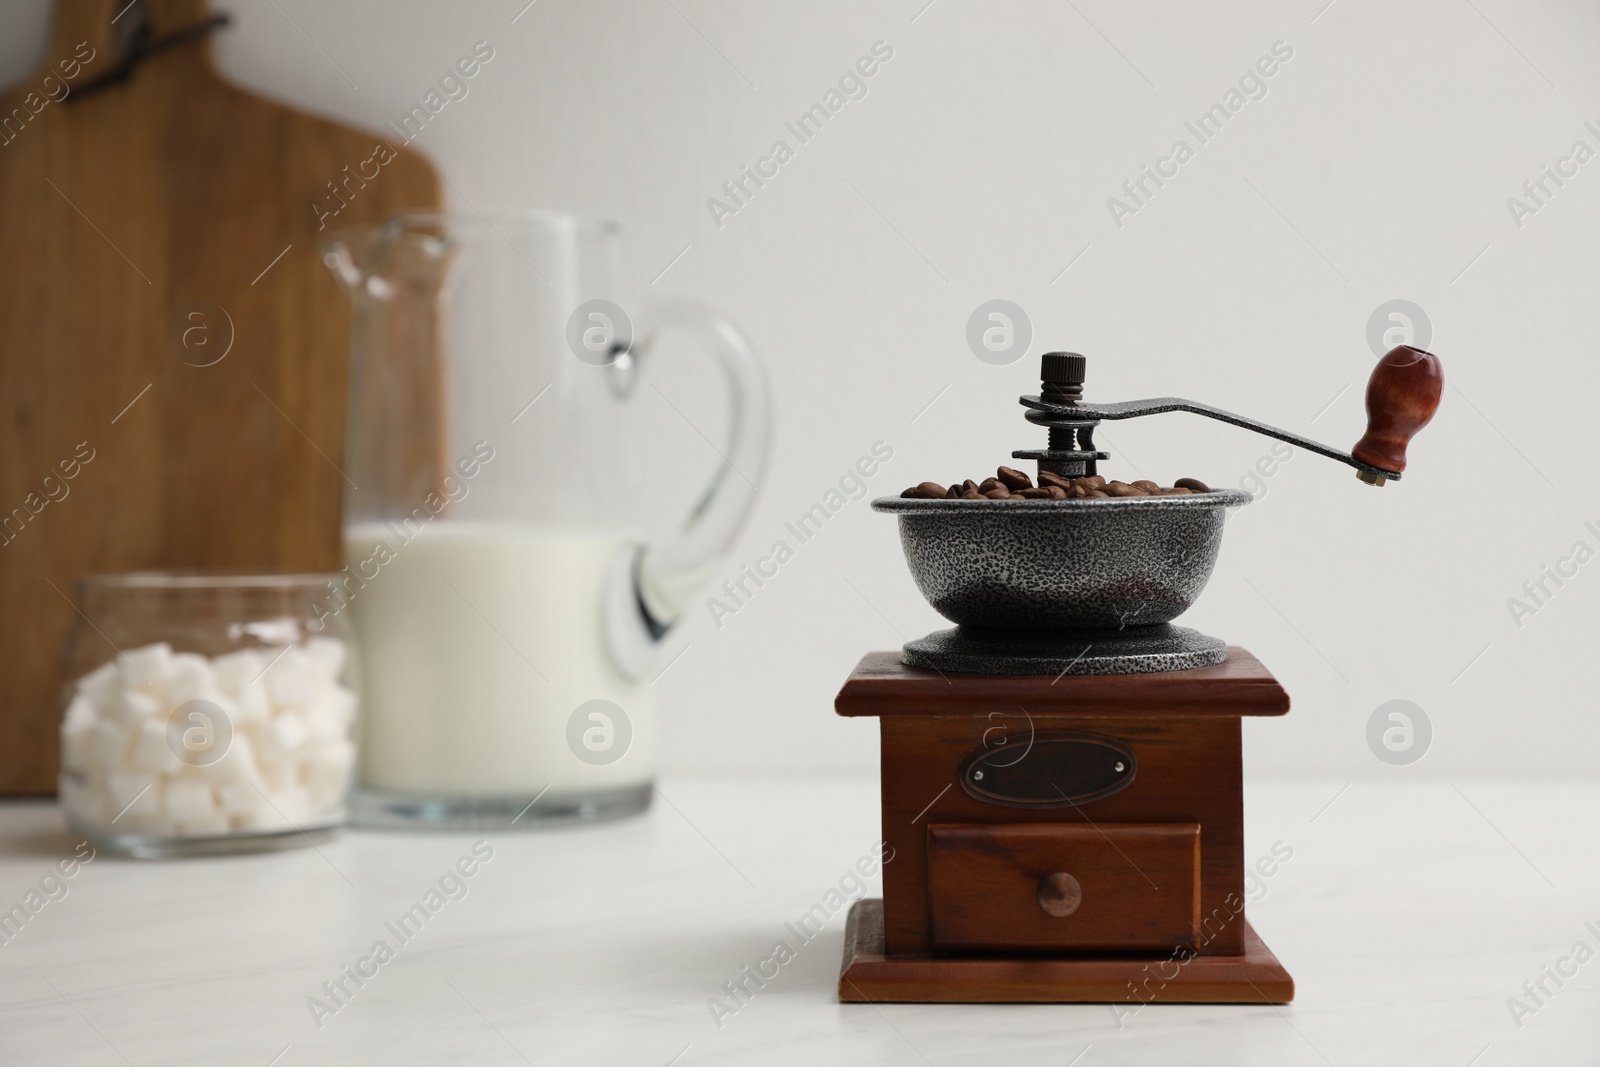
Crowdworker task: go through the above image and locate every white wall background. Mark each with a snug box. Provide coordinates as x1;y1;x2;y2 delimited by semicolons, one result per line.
6;0;1598;776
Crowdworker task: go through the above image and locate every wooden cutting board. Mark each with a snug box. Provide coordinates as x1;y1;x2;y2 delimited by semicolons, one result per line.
0;0;440;794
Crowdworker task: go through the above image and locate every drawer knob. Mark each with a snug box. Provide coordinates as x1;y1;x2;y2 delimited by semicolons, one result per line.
1037;872;1082;917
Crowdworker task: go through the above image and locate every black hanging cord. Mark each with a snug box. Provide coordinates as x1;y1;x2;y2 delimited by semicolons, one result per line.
66;4;232;102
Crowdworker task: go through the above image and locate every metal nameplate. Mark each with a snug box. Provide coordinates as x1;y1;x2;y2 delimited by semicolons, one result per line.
959;733;1136;808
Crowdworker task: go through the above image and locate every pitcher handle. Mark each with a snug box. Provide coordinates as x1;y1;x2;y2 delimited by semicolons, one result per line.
604;299;771;680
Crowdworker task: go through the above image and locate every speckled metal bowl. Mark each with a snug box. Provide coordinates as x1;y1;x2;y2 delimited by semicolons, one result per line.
871;490;1252;630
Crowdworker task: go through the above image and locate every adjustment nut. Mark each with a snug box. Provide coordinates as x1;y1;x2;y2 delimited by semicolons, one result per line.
1041;351;1085;386
1041;352;1086;403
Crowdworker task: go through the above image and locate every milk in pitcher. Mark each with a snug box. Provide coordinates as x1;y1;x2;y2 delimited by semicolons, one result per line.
343;521;653;797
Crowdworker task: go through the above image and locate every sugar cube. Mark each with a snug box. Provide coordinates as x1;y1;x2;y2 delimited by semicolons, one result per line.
264;647;315;709
255;785;310;829
259;711;311;760
109;688;161;728
61;697;99;772
59;776;112;827
304;636;348;681
164;652;214;707
130;718;182;775
210;649;262;699
260;751;298;792
89;719;131;767
63;694;97;732
324;685;358;729
163;774;217;826
303;695;351;745
116;642;172;691
217;778;266;818
75;660;119;710
105;771;161;829
199;728;258;785
302;739;355;812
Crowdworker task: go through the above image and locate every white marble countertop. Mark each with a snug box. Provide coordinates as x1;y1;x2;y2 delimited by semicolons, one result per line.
1;774;1596;1066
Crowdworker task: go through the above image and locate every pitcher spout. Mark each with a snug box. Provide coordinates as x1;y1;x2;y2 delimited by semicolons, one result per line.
321;219;457;301
319;226;373;292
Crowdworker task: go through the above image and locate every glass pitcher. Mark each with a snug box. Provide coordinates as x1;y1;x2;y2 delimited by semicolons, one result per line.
320;211;769;827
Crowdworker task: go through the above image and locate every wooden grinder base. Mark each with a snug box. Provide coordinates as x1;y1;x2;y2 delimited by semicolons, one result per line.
834;648;1295;1005
839;899;1292;1003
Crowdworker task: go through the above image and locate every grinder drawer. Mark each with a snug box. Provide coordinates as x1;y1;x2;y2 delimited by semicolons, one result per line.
926;823;1201;952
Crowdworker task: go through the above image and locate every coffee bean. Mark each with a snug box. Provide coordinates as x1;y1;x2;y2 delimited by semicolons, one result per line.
901;482;941;499
907;467;1215;501
1037;471;1073;490
996;466;1033;491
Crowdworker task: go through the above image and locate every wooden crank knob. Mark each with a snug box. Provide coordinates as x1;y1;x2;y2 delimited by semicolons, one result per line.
1351;345;1443;483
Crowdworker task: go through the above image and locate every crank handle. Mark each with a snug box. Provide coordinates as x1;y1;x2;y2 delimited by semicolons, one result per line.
1022;346;1443;486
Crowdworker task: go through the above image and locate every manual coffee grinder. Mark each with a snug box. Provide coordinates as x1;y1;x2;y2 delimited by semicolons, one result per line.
836;347;1442;1003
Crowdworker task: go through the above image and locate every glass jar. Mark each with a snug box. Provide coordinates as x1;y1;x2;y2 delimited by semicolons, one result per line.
58;573;360;858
